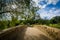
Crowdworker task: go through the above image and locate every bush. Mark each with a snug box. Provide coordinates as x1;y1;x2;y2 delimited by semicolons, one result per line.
0;21;8;30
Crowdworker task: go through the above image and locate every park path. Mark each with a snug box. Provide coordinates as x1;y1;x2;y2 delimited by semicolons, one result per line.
0;25;60;40
22;27;52;40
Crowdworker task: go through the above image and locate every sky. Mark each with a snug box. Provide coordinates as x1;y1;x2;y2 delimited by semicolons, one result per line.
33;0;60;19
2;0;60;20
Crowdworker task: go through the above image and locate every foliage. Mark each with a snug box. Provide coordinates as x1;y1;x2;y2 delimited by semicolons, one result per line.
0;21;8;30
47;16;60;29
49;24;60;29
50;16;60;24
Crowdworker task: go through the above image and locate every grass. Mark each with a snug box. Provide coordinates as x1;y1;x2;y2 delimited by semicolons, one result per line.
48;24;60;29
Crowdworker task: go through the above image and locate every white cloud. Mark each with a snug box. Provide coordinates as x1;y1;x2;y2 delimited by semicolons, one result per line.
37;8;60;19
39;4;47;8
32;0;59;9
47;0;59;5
33;0;60;19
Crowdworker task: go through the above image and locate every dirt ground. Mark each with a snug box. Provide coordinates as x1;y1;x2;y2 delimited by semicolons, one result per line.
0;25;60;40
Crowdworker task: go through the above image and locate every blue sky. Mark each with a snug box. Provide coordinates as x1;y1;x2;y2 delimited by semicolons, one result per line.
33;0;60;19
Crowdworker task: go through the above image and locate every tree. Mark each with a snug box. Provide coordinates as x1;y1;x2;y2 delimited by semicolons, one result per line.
50;16;60;24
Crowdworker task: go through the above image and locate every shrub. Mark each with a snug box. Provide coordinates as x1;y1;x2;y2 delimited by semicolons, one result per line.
0;21;8;30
